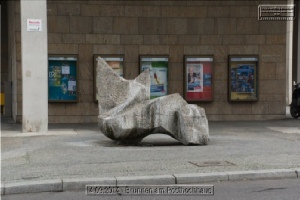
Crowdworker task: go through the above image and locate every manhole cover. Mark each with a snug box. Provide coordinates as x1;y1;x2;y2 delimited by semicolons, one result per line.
188;161;235;167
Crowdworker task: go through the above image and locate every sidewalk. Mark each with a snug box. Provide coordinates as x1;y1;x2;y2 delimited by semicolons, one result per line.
1;114;300;194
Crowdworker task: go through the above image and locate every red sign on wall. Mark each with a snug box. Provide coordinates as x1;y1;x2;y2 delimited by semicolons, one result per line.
184;56;214;102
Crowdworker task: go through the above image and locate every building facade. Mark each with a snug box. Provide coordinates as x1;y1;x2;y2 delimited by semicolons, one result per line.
1;0;299;132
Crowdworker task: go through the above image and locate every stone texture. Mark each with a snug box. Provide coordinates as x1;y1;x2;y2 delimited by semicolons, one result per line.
121;35;143;45
143;35;160;45
252;103;269;115
214;62;227;80
15;14;21;32
99;5;124;17
138;18;167;35
93;45;125;54
78;62;93;79
70;16;93;34
167;18;187;34
276;62;286;80
259;21;287;35
81;5;99;16
142;6;161;17
178;35;200;45
228;45;258;54
161;35;178;45
214;46;228;62
169;63;183;81
48;33;62;43
48;44;78;54
103;35;121;45
93;17;113;34
96;57;209;145
169;45;183;62
207;6;230;17
187;18;215;34
63;34;86;44
259;45;285;62
57;4;80;16
245;35;266;45
260;62;276;80
47;4;57;16
237;18;259;34
230;6;249;17
78;45;93;62
125;45;139;62
47;16;69;33
86;34;104;44
168;80;183;96
267;35;286;45
124;6;142;17
217;18;236;34
184;45;214;55
139;45;169;54
223;35;245;45
78;80;93;94
113;18;138;34
161;6;207;17
201;35;222;45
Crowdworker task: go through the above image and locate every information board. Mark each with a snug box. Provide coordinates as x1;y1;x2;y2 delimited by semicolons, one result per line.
48;56;78;102
184;56;214;102
228;55;259;102
140;56;168;99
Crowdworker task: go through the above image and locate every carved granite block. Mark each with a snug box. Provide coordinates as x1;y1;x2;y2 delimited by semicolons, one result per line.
96;57;209;145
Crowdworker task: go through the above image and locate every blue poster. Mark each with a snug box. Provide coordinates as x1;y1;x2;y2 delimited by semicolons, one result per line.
141;57;168;99
48;57;77;101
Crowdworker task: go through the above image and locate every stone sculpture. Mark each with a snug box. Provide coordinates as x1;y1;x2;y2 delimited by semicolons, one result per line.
96;57;209;145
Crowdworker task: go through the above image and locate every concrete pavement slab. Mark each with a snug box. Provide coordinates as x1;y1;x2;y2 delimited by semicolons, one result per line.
4;179;62;195
174;172;228;184
1;183;4;195
116;175;176;186
1;130;77;137
63;177;116;191
226;169;298;181
295;168;300;177
1;118;300;195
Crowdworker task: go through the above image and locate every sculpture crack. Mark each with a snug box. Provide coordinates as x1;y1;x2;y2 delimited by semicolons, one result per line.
96;57;209;145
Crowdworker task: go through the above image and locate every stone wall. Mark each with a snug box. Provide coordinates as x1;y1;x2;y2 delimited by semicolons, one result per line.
13;0;288;122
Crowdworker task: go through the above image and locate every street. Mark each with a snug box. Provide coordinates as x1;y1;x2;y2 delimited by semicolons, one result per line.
2;178;300;200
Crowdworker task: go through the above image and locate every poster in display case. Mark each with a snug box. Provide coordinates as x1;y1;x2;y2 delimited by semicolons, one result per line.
228;55;259;102
184;56;214;102
48;55;78;102
93;55;124;102
140;56;168;99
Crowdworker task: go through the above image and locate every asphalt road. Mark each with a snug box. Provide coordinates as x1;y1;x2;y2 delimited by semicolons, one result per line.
2;178;300;200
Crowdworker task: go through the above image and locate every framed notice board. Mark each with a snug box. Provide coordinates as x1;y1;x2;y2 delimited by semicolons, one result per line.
228;55;259;102
184;55;214;102
93;55;124;102
48;55;78;102
140;56;168;99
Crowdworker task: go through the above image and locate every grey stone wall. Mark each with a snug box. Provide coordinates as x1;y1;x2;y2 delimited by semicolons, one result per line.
13;0;288;122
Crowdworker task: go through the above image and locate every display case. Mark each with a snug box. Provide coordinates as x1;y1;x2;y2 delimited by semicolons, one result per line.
140;56;169;99
48;55;78;102
228;55;259;102
184;55;214;102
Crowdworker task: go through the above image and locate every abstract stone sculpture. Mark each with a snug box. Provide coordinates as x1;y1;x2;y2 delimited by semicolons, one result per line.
96;57;209;145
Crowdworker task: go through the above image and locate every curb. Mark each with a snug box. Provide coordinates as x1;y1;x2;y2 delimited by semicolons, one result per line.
1;169;299;195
